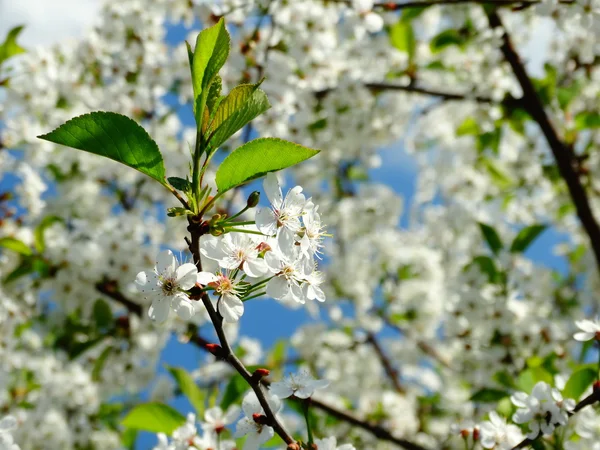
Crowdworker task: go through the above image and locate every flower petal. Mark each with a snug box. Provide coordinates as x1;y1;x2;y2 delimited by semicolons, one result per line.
149;298;170;323
176;263;199;290
197;271;218;285
264;172;283;207
156;250;176;276
267;276;289;300
219;293;244;323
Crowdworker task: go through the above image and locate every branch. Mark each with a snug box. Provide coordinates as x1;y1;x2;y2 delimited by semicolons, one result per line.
511;386;600;449
185;224;296;447
308;397;429;450
367;333;406;393
315;82;500;104
371;0;574;10
95;279;142;316
486;9;600;276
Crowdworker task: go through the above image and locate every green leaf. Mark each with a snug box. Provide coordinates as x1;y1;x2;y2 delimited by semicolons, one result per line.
191;19;230;123
456;117;479;136
215;138;319;193
470;388;509;403
221;374;247;410
167;366;205;414
510;224;547;253
0;237;32;256
563;367;597;401
34;216;63;253
122;429;138;450
92;346;113;381
517;367;552;393
38;112;166;185
389;21;415;61
121;402;186;434
168;177;191;192
430;29;465;53
478;223;503;255
93;299;113;329
479;158;513;190
465;255;498;283
0;25;26;67
401;7;427;21
207;74;223;113
3;258;34;284
574;112;600;130
206;83;270;150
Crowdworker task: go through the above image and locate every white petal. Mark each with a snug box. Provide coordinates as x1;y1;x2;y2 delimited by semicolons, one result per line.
264;251;282;273
241;392;263;417
135;271;155;292
243;258;268;278
156;250;176;275
223;405;241;424
204;407;222;424
264;172;283;207
267;276;289;300
219;294;244;323
0;416;16;431
174;297;195;320
269;382;294;399
576;320;598;333
149;298;170;323
197;271;218;285
255;207;278;236
277;227;296;253
364;12;384;33
574;331;594;341
234;417;255;438
176;263;199;290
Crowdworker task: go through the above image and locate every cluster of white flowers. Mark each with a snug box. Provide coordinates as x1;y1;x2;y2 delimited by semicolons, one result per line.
511;381;576;439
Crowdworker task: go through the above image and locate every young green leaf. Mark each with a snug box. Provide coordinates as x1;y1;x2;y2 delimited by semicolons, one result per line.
167;366;205;414
478;223;503;255
470;388;509;403
121;402;186;434
0;25;26;67
191;18;230;123
167;177;191;193
389;21;415;62
220;374;247;410
0;237;32;256
206;83;270;150
215;138;320;193
34;215;63;253
510;224;547;253
563;367;596;401
38;112;166;185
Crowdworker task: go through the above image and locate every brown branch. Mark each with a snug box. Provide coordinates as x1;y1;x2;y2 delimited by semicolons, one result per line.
511;386;600;449
315;82;500;104
95;279;142;316
308;397;429;450
486;9;600;275
367;333;406;393
186;224;296;447
371;0;574;10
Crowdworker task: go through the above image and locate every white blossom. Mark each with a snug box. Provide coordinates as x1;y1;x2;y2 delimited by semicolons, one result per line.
270;371;330;399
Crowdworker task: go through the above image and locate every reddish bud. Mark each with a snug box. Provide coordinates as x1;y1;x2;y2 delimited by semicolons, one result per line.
205;343;224;358
460;429;469;439
215;425;225;435
252;413;269;425
256;242;271;253
255;368;270;377
593;380;600;392
473;428;480;441
286;444;301;450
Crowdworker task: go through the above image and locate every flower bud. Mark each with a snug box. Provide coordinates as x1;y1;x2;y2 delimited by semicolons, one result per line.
246;191;260;208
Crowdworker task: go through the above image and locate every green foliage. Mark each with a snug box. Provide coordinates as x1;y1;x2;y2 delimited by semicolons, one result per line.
563;367;597;401
478;223;503;255
510;224;547;253
167;366;205;414
93;299;113;329
389;21;415;62
0;25;26;67
470;388;509;403
0;237;32;256
430;29;468;53
34;216;63;253
167;176;191;193
574;112;600;130
38;112;166;185
215;137;320;193
517;366;553;392
220;374;247;410
191;18;230;125
206;82;270;150
121;402;187;434
92;346;113;382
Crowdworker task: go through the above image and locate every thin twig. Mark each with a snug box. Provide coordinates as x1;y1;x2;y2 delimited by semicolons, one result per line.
367;333;406;393
187;221;296;446
95;279;143;316
327;0;574;10
486;9;600;276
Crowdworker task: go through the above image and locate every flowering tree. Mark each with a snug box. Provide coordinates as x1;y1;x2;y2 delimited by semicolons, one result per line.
2;0;600;449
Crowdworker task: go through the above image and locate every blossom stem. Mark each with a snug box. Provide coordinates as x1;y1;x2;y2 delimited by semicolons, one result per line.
225;227;264;235
303;399;314;445
242;291;266;302
226;220;256;226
